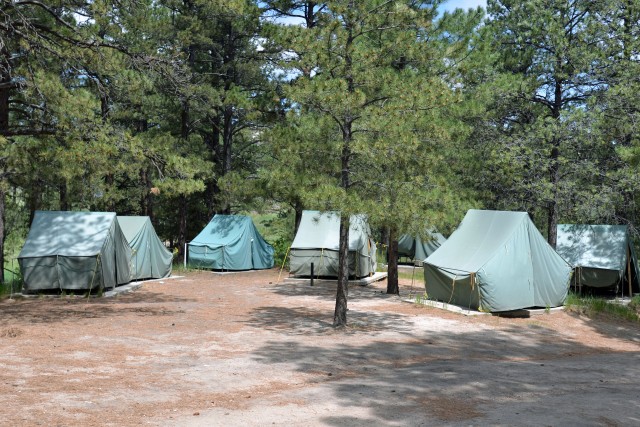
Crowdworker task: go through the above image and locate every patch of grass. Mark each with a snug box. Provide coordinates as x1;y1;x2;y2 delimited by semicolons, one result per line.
1;265;23;298
565;292;640;323
398;269;424;283
172;263;200;274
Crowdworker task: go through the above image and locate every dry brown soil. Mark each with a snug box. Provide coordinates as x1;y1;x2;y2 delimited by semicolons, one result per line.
1;269;640;426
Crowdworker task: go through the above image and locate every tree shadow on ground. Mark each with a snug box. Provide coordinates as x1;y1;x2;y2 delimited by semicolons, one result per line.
0;290;195;324
244;305;416;336
563;309;640;343
248;309;640;426
270;279;395;301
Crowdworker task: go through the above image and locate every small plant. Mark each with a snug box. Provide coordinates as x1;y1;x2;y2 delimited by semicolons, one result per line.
565;292;640;322
271;236;292;269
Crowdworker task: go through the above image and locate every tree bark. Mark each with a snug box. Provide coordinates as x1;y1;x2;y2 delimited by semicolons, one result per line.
177;195;188;261
59;181;68;211
294;200;303;238
0;186;5;283
333;215;349;326
547;73;562;249
333;4;355;327
386;227;399;295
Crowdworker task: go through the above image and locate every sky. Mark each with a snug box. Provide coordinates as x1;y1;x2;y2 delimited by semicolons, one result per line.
442;0;487;12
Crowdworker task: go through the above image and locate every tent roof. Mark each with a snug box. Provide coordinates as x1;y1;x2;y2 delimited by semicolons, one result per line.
19;211;117;258
290;210;371;251
425;210;530;273
190;215;262;247
116;216;151;243
556;224;630;271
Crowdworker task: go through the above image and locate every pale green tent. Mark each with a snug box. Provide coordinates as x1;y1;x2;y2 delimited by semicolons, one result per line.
188;215;274;270
556;224;640;294
424;210;572;312
397;232;446;263
18;211;132;291
117;216;173;280
289;210;377;278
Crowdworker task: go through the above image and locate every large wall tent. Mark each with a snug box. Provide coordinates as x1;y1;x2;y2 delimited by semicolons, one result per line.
397;232;446;264
290;210;377;278
117;216;173;280
423;210;572;312
556;224;640;295
19;211;132;291
188;215;274;270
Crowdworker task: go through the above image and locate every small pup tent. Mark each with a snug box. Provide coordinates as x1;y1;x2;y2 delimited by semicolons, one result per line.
117;216;173;280
397;232;446;263
188;215;274;270
19;211;132;291
423;210;572;312
556;224;640;294
289;210;377;278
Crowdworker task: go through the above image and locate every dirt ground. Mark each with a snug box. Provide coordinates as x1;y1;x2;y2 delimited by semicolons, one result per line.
1;269;640;427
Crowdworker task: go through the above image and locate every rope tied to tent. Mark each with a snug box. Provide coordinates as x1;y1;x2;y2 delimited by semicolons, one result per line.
448;274;457;304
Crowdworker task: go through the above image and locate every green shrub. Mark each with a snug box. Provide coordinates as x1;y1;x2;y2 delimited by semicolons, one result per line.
272;236;292;269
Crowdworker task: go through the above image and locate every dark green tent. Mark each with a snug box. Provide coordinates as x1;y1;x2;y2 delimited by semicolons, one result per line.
18;211;132;291
556;224;640;295
397;232;446;263
117;216;173;280
424;210;572;312
188;215;274;270
289;210;377;278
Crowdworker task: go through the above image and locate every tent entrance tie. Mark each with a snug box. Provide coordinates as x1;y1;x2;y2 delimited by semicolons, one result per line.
277;246;291;284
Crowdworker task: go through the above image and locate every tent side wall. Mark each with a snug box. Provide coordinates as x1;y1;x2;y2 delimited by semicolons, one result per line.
20;256;105;291
290;248;375;278
423;266;480;310
188;244;229;269
526;223;571;307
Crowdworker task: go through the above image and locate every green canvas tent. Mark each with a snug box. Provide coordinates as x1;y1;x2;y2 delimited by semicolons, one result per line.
117;216;173;280
188;215;274;270
556;224;640;294
423;210;572;312
18;211;132;291
289;210;377;278
397;232;446;263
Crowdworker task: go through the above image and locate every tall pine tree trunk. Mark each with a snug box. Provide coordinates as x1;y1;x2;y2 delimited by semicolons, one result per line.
294;200;303;237
178;195;188;262
386;227;399;295
547;75;562;248
334;215;349;326
0;48;9;282
59;181;69;211
0;186;5;283
333;8;354;327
